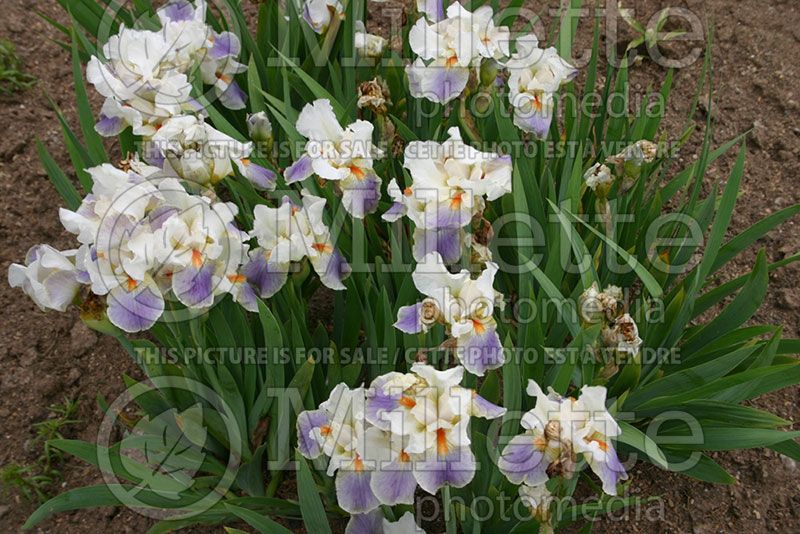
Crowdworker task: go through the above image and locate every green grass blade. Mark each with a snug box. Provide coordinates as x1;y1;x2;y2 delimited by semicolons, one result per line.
36;140;82;210
225;504;293;534
70;29;106;164
556;201;663;298
295;453;332;534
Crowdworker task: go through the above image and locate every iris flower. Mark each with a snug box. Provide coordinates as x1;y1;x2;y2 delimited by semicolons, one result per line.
498;381;628;496
506;35;577;137
8;245;83;312
298;364;504;515
286;99;383;218
407;3;511;104
246;192;350;299
394;252;506;376
145;115;276;190
302;0;344;34
89;0;247;137
385;127;511;263
53;163;252;332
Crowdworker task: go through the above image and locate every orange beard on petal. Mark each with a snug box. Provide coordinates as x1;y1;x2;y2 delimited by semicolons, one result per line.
399;395;417;409
436;428;449;455
312;242;332;254
192;249;204;268
532;94;543;113
126;277;138;291
349;166;366;180
472;319;487;335
450;192;464;210
399;450;411;463
446;55;459;67
227;274;246;284
354;455;364;472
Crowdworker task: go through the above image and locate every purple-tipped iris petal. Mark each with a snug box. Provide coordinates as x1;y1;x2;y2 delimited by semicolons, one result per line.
161;0;194;22
394;302;425;334
382;202;406;222
428;66;470;104
107;284;165;333
341;173;381;218
497;433;550;486
208;32;240;60
302;3;324;35
335;469;381;514
457;326;504;377
218;80;247;110
142;141;167;169
231;278;259;313
413;446;476;495
95;114;126;137
76;268;91;285
419;0;444;21
513;108;553;139
315;248;351;291
243;252;289;298
370;460;417;505
296;409;329;459
431;202;469;229
172;261;216;309
365;375;403;429
345;510;384;534
186;98;207;115
588;446;627;496
470;391;507;419
284;154;315;184
413;227;462;264
244;162;277;191
149;206;179;231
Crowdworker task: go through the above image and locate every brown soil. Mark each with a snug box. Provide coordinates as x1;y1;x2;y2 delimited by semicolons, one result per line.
0;0;797;532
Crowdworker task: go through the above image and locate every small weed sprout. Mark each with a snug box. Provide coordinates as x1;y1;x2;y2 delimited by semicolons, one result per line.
0;397;80;502
618;2;687;62
0;39;37;95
